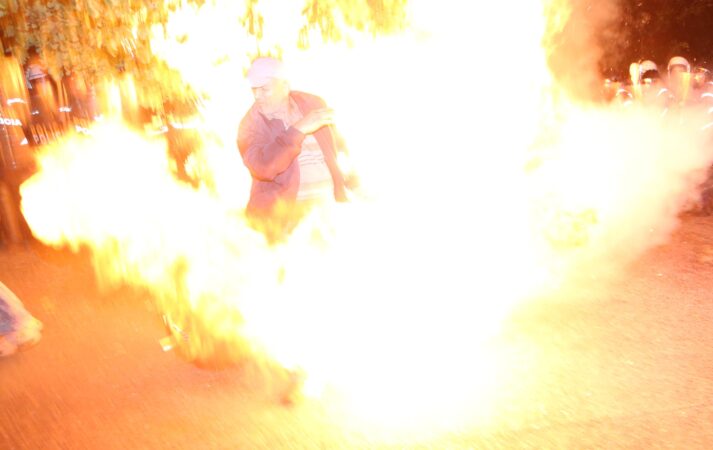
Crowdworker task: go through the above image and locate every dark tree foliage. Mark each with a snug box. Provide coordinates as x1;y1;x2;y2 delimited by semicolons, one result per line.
0;0;407;110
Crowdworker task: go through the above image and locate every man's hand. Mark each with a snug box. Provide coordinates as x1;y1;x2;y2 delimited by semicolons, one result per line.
293;108;334;135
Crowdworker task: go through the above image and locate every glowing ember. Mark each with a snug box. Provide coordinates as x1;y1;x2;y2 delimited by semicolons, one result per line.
19;0;713;439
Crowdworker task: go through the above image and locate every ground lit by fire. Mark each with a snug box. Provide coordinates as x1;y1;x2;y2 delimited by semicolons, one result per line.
15;0;713;442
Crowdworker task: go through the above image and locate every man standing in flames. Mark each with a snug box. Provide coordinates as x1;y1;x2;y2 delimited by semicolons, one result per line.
237;57;355;243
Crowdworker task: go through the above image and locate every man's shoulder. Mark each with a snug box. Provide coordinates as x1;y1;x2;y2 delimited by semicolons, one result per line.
290;91;326;107
238;103;267;147
240;103;260;121
239;103;262;130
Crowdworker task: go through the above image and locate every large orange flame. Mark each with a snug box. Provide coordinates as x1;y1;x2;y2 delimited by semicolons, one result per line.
19;0;713;440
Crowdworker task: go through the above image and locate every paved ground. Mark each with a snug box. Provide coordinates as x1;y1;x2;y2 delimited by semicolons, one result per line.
1;216;713;449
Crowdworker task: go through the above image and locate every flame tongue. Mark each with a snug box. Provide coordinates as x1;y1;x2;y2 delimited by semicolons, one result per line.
19;0;713;438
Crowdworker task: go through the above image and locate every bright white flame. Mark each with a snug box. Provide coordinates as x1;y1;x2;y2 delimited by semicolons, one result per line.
19;0;713;441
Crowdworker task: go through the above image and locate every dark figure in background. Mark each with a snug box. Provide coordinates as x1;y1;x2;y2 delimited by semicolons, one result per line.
666;56;693;107
0;54;35;245
25;51;61;145
692;67;713;107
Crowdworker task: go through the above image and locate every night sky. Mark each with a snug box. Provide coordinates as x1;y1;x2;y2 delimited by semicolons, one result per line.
603;0;713;71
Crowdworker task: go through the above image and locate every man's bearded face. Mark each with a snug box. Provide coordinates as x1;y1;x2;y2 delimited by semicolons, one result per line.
252;78;290;115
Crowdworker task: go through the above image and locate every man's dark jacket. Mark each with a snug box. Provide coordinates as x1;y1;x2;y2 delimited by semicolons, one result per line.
237;91;347;223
